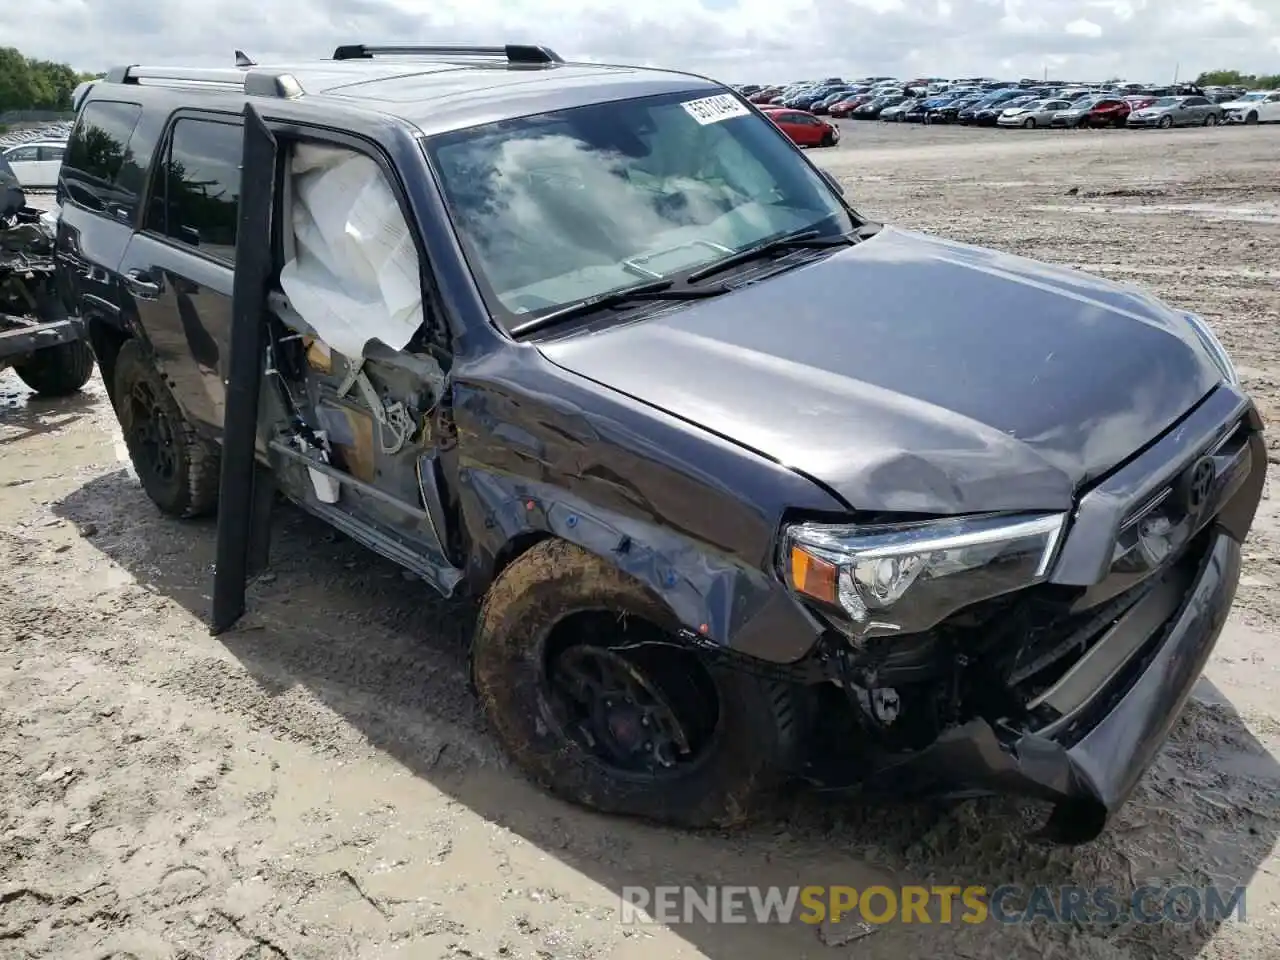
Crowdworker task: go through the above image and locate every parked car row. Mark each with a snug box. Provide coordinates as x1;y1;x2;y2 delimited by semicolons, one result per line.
734;79;1280;133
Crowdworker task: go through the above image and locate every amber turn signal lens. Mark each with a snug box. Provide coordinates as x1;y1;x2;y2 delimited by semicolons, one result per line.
789;546;838;605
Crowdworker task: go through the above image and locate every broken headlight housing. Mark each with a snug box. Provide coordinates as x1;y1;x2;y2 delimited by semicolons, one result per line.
781;512;1067;639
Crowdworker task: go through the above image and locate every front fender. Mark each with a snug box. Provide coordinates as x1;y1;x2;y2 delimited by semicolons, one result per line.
459;468;828;664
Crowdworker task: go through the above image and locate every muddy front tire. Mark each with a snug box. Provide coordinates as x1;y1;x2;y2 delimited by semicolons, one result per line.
472;539;802;829
12;340;95;396
113;339;220;519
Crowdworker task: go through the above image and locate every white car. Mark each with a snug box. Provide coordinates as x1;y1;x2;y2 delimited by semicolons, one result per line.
1221;90;1280;125
1;140;67;188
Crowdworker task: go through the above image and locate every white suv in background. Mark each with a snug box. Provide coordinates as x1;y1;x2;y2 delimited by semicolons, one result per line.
0;140;67;188
1222;90;1280;125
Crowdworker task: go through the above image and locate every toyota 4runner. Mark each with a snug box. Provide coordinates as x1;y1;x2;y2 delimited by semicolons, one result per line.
57;44;1263;843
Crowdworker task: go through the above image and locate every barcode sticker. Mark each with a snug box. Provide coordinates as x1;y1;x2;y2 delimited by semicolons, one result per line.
681;94;751;125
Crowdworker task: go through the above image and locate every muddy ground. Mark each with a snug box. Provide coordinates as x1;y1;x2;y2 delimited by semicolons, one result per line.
2;122;1279;959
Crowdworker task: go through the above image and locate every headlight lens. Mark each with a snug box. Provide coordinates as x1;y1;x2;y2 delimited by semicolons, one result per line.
1183;312;1239;385
782;512;1066;638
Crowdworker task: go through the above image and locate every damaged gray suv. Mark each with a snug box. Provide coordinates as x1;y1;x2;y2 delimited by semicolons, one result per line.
58;44;1262;843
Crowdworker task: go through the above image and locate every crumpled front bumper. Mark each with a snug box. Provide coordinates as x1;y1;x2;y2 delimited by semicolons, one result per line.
858;389;1265;844
866;528;1242;843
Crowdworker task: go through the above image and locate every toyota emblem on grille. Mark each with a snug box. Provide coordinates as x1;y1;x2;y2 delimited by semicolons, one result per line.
1183;456;1216;513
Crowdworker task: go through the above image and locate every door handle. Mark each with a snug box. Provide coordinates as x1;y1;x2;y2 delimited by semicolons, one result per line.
125;269;163;300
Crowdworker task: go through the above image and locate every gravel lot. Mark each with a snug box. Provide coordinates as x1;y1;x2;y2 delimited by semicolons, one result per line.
2;122;1279;960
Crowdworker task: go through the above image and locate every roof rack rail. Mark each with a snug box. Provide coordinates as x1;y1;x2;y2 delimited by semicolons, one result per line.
331;43;564;65
102;65;304;99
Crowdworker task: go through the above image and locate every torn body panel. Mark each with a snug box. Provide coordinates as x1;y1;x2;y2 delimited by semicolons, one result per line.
861;528;1242;843
214;118;465;630
791;416;1264;841
449;348;846;664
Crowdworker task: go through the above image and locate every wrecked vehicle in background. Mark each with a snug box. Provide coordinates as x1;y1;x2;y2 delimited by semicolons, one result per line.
0;154;94;396
59;45;1262;844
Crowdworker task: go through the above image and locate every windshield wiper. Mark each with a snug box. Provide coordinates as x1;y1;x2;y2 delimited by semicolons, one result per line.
684;227;862;283
509;278;731;337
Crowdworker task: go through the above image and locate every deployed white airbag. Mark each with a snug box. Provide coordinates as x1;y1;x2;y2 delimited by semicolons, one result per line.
278;144;423;360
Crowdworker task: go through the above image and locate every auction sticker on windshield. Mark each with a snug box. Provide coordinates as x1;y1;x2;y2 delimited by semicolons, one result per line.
681;94;751;125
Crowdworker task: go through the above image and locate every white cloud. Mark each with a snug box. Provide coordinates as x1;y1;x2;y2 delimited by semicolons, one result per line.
8;0;1276;85
1065;17;1103;36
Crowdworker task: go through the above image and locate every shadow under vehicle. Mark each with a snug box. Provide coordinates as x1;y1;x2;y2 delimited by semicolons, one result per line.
59;43;1265;846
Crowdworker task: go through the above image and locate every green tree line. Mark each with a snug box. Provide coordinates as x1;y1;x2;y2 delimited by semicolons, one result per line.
1194;69;1280;90
0;46;100;113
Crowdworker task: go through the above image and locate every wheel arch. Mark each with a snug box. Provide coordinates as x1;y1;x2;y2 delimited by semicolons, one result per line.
459;468;824;664
84;314;133;409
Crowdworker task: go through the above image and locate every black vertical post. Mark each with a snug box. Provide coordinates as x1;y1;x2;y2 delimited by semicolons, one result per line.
211;104;277;635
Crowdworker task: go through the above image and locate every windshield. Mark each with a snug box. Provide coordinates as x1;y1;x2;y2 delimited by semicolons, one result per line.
1152;97;1182;107
1238;93;1266;101
425;90;854;329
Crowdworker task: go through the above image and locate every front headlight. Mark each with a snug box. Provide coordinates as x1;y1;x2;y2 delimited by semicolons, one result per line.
781;512;1066;639
1183;312;1239;385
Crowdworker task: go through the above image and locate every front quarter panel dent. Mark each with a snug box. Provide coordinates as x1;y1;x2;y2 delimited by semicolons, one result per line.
459;468;826;663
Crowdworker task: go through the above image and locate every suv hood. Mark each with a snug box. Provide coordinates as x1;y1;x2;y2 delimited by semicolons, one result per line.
537;227;1221;515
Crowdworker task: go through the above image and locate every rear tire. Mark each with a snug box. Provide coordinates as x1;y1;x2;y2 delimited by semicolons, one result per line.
12;341;95;396
471;539;802;829
113;339;220;519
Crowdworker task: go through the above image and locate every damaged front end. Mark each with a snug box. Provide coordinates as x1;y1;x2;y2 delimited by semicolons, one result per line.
760;389;1263;843
0;182;80;368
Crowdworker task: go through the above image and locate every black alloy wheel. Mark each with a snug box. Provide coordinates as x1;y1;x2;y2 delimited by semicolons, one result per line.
546;623;719;779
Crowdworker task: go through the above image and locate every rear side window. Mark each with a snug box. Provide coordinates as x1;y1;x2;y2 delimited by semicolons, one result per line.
145;117;242;264
39;145;65;162
62;100;144;216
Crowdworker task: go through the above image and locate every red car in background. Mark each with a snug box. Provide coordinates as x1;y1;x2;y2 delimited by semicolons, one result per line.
766;109;840;147
829;94;874;118
1076;97;1133;127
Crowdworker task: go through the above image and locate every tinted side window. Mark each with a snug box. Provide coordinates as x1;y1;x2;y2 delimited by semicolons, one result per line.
40;145;66;162
146;118;242;264
62;100;143;216
5;146;39;162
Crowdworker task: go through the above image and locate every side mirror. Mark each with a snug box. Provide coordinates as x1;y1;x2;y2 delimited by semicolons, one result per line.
819;168;845;196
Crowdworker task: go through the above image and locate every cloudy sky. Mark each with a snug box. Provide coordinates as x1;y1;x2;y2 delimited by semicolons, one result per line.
13;0;1280;84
